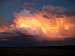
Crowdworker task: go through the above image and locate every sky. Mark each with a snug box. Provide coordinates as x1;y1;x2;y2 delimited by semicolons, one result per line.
0;0;75;46
0;0;75;24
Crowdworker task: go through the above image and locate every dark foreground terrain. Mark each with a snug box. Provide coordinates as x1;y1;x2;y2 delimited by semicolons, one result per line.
0;32;75;55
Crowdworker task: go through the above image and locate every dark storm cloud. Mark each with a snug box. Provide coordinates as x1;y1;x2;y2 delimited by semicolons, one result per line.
65;11;75;16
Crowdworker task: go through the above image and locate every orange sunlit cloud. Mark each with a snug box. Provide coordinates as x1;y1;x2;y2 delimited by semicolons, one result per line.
0;25;9;32
0;6;75;41
12;9;75;41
